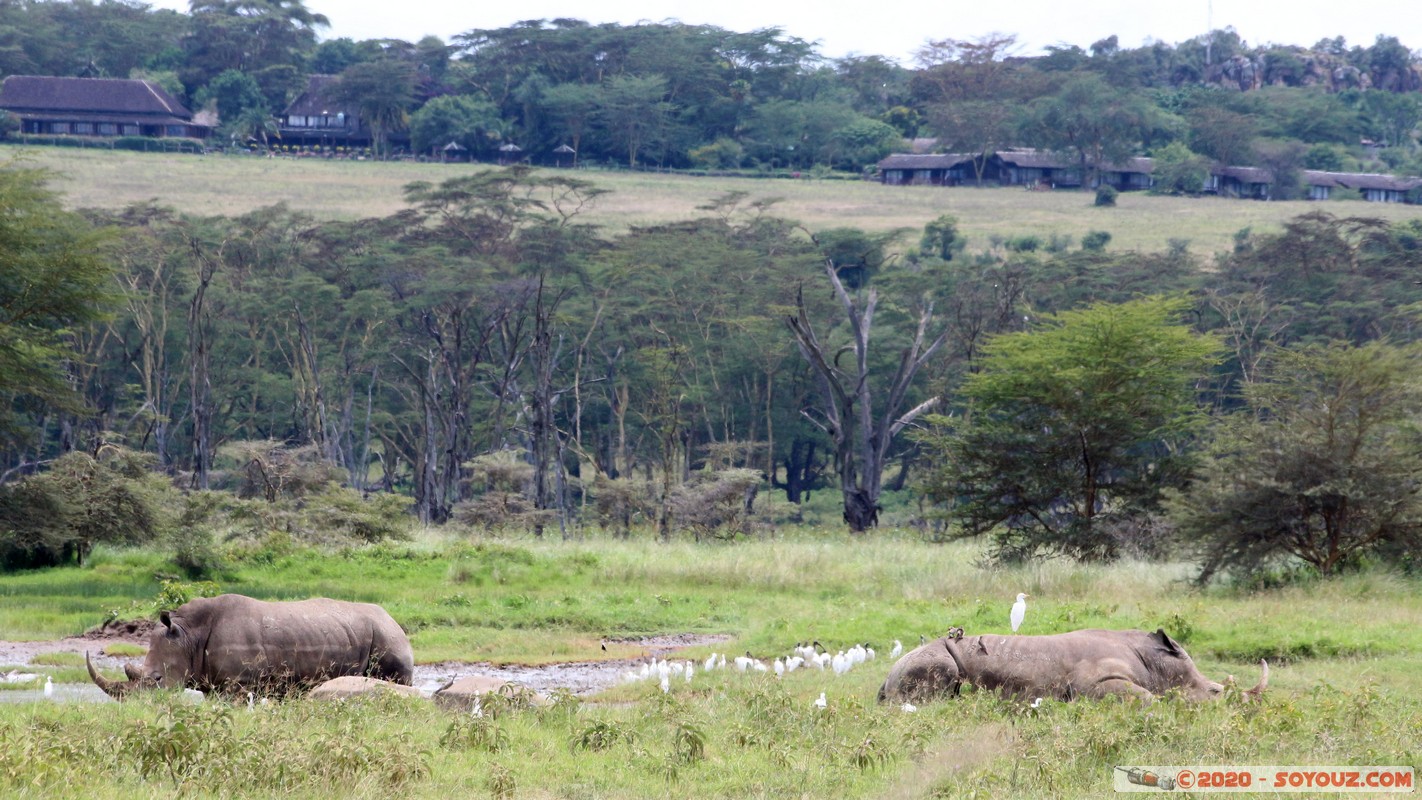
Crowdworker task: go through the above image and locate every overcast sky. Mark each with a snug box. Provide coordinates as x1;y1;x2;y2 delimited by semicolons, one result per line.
146;0;1422;64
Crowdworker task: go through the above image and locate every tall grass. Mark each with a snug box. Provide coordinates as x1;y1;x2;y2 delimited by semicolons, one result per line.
2;532;1419;797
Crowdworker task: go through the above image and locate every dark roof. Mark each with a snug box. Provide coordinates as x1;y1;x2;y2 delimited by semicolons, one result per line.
996;148;1072;169
1302;170;1345;188
0;75;191;118
877;153;974;170
1214;166;1273;184
283;75;352;117
1330;172;1422;191
1100;157;1155;174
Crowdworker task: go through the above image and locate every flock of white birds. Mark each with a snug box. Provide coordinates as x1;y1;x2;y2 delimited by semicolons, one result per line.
620;639;906;705
618;592;1030;713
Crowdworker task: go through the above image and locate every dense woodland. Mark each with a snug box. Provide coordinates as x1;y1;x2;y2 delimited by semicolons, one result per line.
3;1;1422;175
4;154;1422;578
3;2;1422;579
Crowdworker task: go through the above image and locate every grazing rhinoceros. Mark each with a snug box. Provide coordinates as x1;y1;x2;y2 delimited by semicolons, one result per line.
87;594;414;699
878;628;1266;705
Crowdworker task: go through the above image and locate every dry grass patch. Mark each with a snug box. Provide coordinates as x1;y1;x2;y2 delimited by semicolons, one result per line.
14;146;1422;260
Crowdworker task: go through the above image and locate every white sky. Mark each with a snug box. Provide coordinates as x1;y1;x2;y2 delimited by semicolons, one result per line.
144;0;1422;64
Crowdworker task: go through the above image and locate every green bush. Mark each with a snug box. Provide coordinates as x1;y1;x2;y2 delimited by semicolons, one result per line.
0;448;175;569
1094;185;1118;207
1081;230;1112;251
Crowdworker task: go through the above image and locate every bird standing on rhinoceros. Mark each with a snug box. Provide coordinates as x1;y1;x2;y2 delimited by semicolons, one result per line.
878;628;1266;706
87;594;414;699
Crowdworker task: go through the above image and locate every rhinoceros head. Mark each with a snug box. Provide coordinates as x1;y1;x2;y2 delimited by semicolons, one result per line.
86;610;197;699
1151;629;1267;702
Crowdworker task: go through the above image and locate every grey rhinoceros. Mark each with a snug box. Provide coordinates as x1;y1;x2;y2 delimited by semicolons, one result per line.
87;594;414;699
878;628;1266;705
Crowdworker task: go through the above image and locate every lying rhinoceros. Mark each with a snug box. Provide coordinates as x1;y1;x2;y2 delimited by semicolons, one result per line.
878;628;1266;705
87;594;414;699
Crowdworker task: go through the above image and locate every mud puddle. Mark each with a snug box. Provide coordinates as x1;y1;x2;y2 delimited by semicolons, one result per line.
2;632;733;701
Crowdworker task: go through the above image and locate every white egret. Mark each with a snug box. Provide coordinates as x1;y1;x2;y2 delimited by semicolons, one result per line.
1030;697;1043;709
659;673;671;693
773;658;784;678
43;676;53;698
734;654;753;672
865;644;876;661
786;656;803;672
901;702;917;713
704;653;718;672
685;662;694;683
890;639;903;659
1010;593;1030;633
813;692;827;709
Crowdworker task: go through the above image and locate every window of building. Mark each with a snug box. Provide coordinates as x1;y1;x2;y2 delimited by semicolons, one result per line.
49;122;70;134
98;123;117;135
74;122;95;134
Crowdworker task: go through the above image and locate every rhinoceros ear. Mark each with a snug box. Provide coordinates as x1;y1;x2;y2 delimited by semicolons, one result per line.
160;611;173;629
1153;628;1183;656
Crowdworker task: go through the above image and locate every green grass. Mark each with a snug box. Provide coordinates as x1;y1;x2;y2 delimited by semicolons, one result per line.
10;145;1422;260
1;532;1419;797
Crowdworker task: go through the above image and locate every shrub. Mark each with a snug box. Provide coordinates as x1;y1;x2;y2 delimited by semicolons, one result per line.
0;447;175;569
667;468;763;540
1094;185;1118;206
1081;230;1112;251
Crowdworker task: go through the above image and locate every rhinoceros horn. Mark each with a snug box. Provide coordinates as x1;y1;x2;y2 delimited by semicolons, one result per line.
86;651;149;700
1244;659;1268;700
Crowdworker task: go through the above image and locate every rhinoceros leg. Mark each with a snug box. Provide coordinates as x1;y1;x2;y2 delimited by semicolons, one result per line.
1088;678;1156;703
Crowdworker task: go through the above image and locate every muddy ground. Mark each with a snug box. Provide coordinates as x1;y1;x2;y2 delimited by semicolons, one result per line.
0;628;732;698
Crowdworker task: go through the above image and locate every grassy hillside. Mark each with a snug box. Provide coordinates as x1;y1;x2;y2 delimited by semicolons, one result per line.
12;145;1422;258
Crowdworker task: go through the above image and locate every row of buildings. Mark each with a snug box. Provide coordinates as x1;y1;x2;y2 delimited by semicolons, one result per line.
0;74;374;151
877;150;1422;203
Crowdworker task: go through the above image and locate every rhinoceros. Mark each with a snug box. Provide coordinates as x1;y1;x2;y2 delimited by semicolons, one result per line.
878;628;1266;705
86;594;414;699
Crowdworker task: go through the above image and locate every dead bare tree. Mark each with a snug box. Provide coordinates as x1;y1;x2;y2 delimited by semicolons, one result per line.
786;261;947;532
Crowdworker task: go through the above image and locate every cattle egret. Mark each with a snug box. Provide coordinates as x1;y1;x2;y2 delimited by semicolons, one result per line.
704;653;718;672
735;654;753;672
901;702;917;713
247;691;255;709
786;656;803;672
865;645;876;661
1030;697;1043;709
43;676;53;698
1010;593;1029;633
813;692;827;709
685;662;694;683
890;640;903;658
659;673;671;693
774;658;785;678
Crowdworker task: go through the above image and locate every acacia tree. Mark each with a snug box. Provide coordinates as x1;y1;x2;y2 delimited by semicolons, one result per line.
1020;74;1153;188
0;165;113;456
786;252;947;532
917;296;1219;561
1178;341;1422;581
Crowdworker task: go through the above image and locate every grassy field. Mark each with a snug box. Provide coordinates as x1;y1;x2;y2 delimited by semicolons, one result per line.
2;531;1419;798
10;145;1422;258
